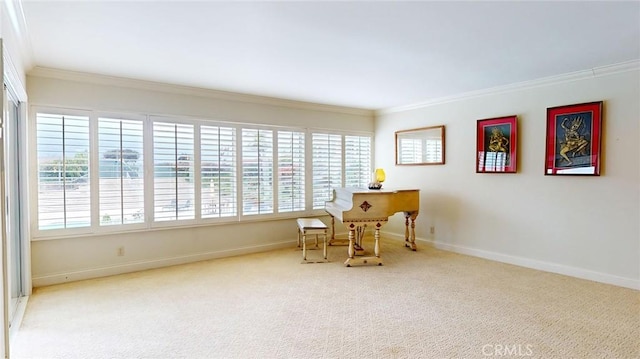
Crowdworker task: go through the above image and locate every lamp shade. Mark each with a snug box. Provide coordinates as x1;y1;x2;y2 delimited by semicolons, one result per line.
374;168;386;183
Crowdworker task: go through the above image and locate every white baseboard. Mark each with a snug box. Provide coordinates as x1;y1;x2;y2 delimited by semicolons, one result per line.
381;231;640;290
32;240;296;287
33;232;640;291
9;295;29;338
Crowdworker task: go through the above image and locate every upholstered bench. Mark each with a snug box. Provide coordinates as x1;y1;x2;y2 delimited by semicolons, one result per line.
296;218;328;263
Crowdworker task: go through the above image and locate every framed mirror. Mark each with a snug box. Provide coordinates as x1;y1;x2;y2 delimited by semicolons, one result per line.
395;125;445;165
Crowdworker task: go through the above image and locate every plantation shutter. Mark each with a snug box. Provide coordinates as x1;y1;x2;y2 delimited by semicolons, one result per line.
201;125;237;218
344;135;372;188
312;133;342;209
242;129;274;215
277;130;305;212
153;121;195;221
98;117;144;225
398;138;422;164
36;113;91;229
424;138;443;163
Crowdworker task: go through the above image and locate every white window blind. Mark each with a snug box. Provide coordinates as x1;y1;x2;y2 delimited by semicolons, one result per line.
277;130;305;213
242;129;274;215
344;135;372;188
33;107;375;237
201;125;237;218
312;133;342;209
36;113;91;229
424;139;443;163
153;122;194;221
98;118;144;226
398;138;422;164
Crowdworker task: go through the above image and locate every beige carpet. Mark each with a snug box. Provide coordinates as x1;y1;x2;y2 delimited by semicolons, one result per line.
11;238;640;359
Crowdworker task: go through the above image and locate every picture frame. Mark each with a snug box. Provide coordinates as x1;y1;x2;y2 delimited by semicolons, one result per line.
476;115;517;173
545;101;603;176
395;125;445;165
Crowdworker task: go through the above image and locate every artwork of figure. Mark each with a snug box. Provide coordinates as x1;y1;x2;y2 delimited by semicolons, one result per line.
488;127;509;153
545;102;601;175
558;116;590;165
479;123;513;171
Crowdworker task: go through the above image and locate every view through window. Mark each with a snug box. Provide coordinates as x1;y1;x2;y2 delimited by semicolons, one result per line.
33;110;372;237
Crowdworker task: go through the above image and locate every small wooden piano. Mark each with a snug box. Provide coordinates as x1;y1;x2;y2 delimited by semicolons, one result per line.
325;187;420;266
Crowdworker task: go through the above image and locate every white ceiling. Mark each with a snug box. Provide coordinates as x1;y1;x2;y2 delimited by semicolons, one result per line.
20;1;640;110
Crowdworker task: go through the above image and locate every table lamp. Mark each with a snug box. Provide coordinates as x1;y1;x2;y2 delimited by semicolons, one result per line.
368;168;386;190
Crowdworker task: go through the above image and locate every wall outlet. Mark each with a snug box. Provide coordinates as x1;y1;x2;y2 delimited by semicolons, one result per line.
430;226;435;234
117;246;125;256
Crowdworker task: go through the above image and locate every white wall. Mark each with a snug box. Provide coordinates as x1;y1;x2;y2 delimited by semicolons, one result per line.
27;70;373;286
376;65;639;289
25;65;640;290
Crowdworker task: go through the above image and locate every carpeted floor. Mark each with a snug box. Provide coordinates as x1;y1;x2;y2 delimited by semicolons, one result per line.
10;238;640;359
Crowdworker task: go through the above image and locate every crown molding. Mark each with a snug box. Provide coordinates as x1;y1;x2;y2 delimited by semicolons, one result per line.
2;46;27;100
378;59;640;115
27;66;375;117
2;0;34;70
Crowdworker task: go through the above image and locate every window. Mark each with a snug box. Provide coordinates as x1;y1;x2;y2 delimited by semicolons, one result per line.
311;133;372;209
311;133;342;209
36;113;91;230
153;121;195;222
277;130;305;212
32;108;373;237
201;125;237;218
98;117;144;226
345;135;372;188
242;128;274;215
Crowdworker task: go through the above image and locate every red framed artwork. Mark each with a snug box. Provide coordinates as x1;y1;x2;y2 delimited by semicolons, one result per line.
545;101;603;176
476;115;517;173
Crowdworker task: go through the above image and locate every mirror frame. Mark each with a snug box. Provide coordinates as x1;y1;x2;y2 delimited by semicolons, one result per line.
395;125;446;165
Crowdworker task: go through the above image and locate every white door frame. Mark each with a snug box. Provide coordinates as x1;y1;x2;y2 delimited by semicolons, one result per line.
1;38;30;359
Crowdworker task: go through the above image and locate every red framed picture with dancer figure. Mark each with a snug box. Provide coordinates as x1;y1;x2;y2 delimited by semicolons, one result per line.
476;115;517;173
545;101;603;176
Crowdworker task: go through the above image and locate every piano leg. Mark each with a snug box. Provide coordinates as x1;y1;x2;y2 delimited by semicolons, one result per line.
345;224;383;267
404;215;410;247
374;226;380;257
410;217;417;251
354;226;365;256
404;213;418;251
327;215;350;246
346;227;355;265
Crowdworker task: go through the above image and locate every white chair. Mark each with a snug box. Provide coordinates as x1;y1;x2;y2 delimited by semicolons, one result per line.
297;218;328;263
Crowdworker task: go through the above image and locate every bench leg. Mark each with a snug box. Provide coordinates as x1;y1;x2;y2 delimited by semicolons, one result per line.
302;232;307;261
323;232;327;259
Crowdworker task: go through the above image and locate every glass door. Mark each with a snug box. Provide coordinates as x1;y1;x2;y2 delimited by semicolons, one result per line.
4;86;23;325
